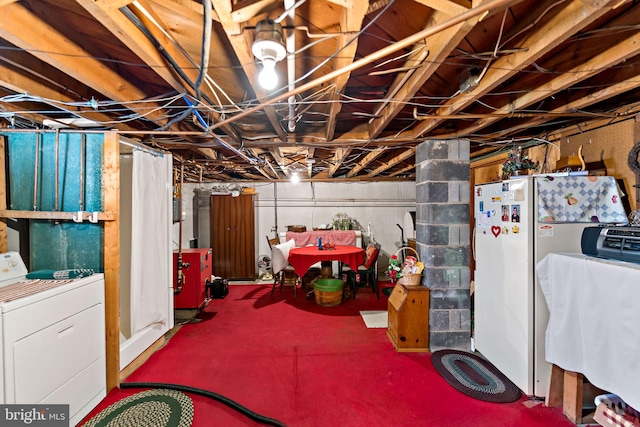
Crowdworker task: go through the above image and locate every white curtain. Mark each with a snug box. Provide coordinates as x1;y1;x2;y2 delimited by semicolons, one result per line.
129;150;172;335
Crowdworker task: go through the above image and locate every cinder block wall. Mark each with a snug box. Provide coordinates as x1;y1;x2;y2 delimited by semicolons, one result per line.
415;139;471;351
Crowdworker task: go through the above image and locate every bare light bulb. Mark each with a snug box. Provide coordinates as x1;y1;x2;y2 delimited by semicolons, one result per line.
290;172;300;184
259;58;278;90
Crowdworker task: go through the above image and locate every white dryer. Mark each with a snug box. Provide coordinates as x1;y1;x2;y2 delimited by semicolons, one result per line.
0;252;106;426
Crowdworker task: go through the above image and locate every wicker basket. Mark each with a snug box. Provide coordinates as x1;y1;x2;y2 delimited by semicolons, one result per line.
395;246;423;286
398;273;422;286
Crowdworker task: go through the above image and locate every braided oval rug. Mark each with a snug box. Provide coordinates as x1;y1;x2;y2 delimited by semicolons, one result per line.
83;389;194;427
430;349;522;403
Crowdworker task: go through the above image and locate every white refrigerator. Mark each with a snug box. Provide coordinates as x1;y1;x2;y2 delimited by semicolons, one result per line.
473;175;627;397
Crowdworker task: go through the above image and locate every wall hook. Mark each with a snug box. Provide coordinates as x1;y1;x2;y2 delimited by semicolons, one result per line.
73;211;84;223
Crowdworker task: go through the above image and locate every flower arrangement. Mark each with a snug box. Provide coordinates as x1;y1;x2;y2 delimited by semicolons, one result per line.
332;212;354;230
501;146;539;179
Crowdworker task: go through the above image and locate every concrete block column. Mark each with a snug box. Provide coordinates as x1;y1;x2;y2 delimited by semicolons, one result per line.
415;139;471;351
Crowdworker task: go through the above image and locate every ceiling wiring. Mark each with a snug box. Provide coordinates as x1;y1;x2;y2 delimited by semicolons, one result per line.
495;0;568;52
0;0;636;184
1;35;634;121
120;4;240;118
265;0;397;97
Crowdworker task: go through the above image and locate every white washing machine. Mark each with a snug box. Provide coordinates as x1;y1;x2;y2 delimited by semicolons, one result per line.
0;252;106;426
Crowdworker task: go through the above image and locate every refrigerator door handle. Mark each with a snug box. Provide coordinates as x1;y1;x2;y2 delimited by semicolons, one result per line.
472;226;477;261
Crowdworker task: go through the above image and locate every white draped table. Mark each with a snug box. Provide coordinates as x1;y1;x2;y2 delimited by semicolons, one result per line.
537;253;640;421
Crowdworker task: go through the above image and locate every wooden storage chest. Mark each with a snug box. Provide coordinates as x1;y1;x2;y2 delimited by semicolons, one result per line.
387;284;430;352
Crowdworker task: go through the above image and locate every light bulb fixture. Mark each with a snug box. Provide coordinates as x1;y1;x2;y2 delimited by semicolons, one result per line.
258;58;278;90
251;20;286;90
290;172;300;184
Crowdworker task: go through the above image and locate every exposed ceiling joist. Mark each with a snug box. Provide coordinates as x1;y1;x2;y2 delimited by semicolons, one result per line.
211;0;288;143
0;0;636;182
411;0;626;138
0;1;170;127
368;9;480;139
346;147;385;177
324;0;369;141
412;0;469;15
365;147;416;177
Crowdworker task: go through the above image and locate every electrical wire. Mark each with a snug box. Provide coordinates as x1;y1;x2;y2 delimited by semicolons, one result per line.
123;2;242;114
0;0;636;151
120;6;219;114
120;382;286;426
293;0;397;87
194;0;211;101
0;37;635;125
472;7;509;86
185;96;258;164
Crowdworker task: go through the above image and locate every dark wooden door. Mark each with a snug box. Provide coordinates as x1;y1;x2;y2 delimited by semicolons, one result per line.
210;194;256;280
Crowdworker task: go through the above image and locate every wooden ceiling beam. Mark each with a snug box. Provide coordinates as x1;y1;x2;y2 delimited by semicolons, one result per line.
0;63;117;125
388;162;416;177
152;0;217;21
0;100;53;126
410;0;625;138
230;0;279;23
368;9;479;139
211;0;288;142
98;0;135;8
76;0;185;92
324;0;368;141
0;40;98;101
448;5;640;138
305;147;316;178
346;147;384;177
0;2;171;126
327;0;354;7
238;171;268;180
0;40;146;129
268;147;290;176
192;146;221;161
175;148;236;180
412;0;469;15
364;147;415;178
327;147;352;177
124;0;245;142
206;0;526;135
484;66;640;140
246;148;276;179
243;146;281;179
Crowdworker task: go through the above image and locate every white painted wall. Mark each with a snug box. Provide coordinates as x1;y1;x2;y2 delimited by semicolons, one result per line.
172;181;416;278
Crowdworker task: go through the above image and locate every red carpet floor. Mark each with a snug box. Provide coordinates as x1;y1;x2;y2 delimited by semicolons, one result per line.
82;283;577;427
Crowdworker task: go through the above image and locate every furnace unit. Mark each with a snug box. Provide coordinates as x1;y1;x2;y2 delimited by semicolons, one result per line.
173;248;212;309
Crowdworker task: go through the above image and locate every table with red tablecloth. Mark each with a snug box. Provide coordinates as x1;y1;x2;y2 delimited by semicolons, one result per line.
288;245;365;277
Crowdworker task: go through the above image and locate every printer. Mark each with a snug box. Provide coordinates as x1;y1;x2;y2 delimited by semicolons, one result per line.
581;226;640;264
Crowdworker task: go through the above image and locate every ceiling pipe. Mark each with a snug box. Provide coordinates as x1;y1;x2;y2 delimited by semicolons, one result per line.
284;0;297;132
207;0;524;133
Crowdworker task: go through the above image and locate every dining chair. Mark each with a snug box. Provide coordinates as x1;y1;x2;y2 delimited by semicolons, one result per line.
270;238;298;298
343;242;381;299
266;235;280;250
